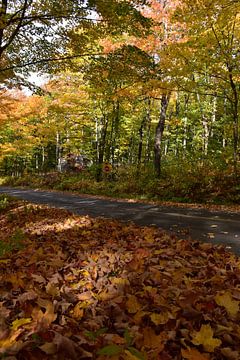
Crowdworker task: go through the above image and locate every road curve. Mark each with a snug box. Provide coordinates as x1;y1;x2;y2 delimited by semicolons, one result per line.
0;186;240;255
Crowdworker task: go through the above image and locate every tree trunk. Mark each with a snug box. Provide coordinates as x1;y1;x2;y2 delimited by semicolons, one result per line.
96;115;108;181
138;116;146;167
56;131;61;171
228;67;239;179
144;98;152;165
154;93;171;178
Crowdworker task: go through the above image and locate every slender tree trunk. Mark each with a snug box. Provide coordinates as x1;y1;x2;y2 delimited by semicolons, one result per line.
42;146;45;171
196;93;209;156
183;94;190;155
228;67;239;179
56;131;61;171
144;98;151;164
95;116;99;162
111;101;120;165
154;93;171;178
138;117;146;167
96;116;108;181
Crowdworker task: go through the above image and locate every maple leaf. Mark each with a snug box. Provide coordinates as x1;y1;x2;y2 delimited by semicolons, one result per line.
126;295;142;314
71;302;84;320
191;324;222;352
142;328;166;351
215;292;239;317
150;312;172;325
181;348;210;360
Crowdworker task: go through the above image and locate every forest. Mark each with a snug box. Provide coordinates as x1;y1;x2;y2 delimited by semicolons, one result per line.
0;0;239;204
0;1;240;359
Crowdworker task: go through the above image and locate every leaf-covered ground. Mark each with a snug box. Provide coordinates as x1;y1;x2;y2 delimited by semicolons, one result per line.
1;198;240;359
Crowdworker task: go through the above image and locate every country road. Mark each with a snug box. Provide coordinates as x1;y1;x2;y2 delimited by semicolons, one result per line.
0;186;240;254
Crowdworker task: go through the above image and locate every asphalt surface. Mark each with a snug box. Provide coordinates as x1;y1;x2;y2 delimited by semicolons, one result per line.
0;186;240;254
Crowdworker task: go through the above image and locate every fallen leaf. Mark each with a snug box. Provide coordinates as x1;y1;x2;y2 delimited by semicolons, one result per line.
220;347;239;360
39;342;57;355
150;312;171;325
181;348;210;359
32;274;46;284
97;344;123;356
11;318;32;330
46;282;60;297
142;328;166;351
126;296;142;314
215;292;239;317
191;324;221;352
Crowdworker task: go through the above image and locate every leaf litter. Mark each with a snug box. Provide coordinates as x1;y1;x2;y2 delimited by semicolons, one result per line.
0;199;240;359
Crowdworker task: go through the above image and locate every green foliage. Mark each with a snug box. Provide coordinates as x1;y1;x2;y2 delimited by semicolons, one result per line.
84;327;108;341
0;195;10;211
97;344;122;356
0;194;19;212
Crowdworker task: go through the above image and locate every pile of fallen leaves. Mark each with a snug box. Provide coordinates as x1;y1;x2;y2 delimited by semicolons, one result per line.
0;199;240;359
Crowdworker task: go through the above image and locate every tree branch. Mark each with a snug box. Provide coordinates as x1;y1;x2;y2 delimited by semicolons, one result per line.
0;52;105;73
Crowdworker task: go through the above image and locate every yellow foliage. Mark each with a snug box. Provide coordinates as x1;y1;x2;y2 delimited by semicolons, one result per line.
191;324;221;352
11;318;32;330
215;292;239;317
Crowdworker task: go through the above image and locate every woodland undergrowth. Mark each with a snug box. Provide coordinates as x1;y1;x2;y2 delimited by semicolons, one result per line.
2;162;240;209
0;196;240;359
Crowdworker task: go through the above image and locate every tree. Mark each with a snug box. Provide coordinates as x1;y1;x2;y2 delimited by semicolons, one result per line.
171;0;240;177
0;0;150;88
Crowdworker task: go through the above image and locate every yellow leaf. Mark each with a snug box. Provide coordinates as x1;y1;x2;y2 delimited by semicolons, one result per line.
0;259;10;264
112;278;130;286
133;311;149;324
150;312;171;325
215;292;239;317
126;296;142;314
191;324;221;352
98;289;118;301
11;318;32;330
71;302;85;320
181;348;210;359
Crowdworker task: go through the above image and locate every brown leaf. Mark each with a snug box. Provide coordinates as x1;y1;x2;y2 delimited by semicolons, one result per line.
220;348;239;360
46;282;60;297
53;332;78;360
77;291;92;301
142;328;166;351
31;274;47;284
39;342;57;355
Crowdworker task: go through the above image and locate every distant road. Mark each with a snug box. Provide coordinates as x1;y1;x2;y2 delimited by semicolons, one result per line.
0;186;240;255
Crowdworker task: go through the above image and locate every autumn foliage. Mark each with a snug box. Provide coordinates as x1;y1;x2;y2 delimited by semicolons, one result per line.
0;197;240;359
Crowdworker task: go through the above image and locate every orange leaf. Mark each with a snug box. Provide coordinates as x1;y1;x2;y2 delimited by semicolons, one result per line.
126;296;142;314
142;328;166;351
182;348;210;360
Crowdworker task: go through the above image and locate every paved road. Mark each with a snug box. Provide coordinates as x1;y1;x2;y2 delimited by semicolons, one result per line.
0;186;240;254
